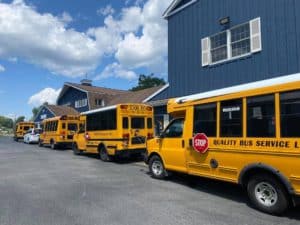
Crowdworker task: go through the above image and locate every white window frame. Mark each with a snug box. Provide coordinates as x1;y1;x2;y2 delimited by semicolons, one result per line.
95;99;105;107
75;99;88;108
201;17;261;67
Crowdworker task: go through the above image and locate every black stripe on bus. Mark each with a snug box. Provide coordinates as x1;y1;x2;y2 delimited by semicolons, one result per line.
89;138;126;142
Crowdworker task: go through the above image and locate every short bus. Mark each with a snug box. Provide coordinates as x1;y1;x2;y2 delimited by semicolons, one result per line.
14;122;35;141
72;104;154;161
145;73;300;214
39;115;80;149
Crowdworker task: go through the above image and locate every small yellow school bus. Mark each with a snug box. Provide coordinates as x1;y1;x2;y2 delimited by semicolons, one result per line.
39;115;80;149
145;73;300;215
72;104;154;161
14;122;35;141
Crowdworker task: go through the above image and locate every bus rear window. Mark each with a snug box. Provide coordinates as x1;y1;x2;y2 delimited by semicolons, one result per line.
131;118;145;129
24;126;30;131
68;123;78;131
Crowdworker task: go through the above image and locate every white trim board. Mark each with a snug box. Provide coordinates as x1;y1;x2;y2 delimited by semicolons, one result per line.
81;105;117;115
143;84;170;103
163;0;198;19
175;73;300;104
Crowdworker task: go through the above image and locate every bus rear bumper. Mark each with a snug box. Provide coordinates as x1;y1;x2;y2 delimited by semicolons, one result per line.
115;148;146;158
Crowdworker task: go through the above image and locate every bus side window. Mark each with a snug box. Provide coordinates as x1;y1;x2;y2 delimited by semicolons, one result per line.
280;90;300;137
147;118;153;129
194;103;216;137
247;94;275;137
164;118;184;138
123;117;128;129
220;99;243;137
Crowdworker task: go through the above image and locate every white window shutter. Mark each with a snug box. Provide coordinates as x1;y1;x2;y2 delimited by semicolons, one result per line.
250;17;262;53
201;37;210;66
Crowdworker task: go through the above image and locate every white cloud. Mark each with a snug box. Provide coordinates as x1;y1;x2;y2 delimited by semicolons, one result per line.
0;0;172;80
59;12;73;25
0;0;101;77
91;0;172;78
28;88;61;106
115;0;172;74
95;63;137;80
97;5;115;16
0;64;5;72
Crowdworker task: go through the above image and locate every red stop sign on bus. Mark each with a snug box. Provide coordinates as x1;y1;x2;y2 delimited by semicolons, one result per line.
193;133;209;153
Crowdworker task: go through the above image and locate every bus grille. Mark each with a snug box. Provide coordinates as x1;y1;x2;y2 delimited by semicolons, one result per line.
131;136;146;145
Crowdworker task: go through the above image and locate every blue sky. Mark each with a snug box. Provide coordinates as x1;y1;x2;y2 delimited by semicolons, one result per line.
0;0;172;119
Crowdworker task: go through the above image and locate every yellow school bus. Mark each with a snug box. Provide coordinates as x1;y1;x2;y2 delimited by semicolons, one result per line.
145;74;300;214
39;115;80;149
13;122;35;141
72;104;154;161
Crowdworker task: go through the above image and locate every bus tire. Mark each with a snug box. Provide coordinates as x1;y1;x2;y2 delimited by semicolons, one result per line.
38;140;43;147
247;174;289;215
99;146;112;162
72;143;81;155
149;155;167;179
50;140;57;150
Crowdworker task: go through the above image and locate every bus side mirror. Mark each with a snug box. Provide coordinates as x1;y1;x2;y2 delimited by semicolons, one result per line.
159;133;165;139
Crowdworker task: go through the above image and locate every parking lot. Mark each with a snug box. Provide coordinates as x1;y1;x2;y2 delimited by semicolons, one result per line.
0;136;299;225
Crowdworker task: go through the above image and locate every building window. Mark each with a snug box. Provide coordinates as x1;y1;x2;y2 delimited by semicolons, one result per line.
201;17;261;66
75;99;88;108
95;99;105;107
210;31;227;63
231;23;251;58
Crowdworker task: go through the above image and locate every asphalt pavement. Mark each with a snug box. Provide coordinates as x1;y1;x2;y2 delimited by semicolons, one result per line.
0;136;299;225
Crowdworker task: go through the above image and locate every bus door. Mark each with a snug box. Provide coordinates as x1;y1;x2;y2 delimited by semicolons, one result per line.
75;118;87;150
158;118;187;172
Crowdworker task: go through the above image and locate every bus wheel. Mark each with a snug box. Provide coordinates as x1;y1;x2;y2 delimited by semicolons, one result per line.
149;155;167;179
247;174;289;215
50;140;57;150
38;140;43;147
99;147;112;162
72;143;81;155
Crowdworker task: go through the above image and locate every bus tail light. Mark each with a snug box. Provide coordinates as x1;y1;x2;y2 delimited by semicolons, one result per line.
60;131;66;139
123;133;130;147
85;133;90;140
147;133;153;139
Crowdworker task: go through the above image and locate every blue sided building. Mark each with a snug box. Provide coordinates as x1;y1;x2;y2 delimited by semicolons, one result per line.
152;0;300;120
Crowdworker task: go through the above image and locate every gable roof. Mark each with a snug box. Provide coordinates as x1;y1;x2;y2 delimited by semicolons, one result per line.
46;104;79;116
105;85;168;106
33;104;79;122
65;83;128;95
56;82;129;109
163;0;198;19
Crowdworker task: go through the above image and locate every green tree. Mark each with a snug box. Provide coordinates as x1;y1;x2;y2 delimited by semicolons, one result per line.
32;107;40;119
0;116;13;129
15;116;25;124
130;74;166;91
31;102;48;120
